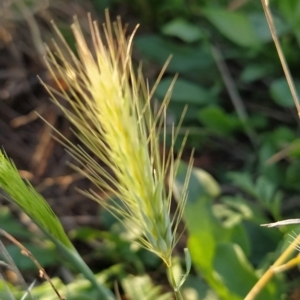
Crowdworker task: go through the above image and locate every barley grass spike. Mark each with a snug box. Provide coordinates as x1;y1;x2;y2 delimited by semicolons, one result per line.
42;11;193;298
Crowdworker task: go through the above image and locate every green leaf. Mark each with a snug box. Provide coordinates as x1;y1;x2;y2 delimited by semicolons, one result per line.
174;163;239;299
3;243;59;271
182;276;219;300
285;161;300;190
178;248;192;288
213;243;272;300
135;35;214;73
243;220;282;266
269;77;300;107
288;139;300;157
255;176;276;203
0;150;115;300
248;13;288;43
278;0;300;46
156;77;213;105
161;18;203;43
240;64;277;83
168;103;202;123
202;8;259;47
122;275;172;300
174;164;278;299
213;203;251;256
198;106;240;135
228;222;251;256
174;163;221;200
270;126;296;145
0;150;73;250
0;206;31;239
220;196;266;224
227;172;256;197
247;114;268;130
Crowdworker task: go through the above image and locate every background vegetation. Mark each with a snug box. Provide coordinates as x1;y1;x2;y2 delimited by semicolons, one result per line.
1;0;300;299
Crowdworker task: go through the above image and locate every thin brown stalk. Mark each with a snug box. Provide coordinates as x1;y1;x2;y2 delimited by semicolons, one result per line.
0;229;65;300
261;0;300;115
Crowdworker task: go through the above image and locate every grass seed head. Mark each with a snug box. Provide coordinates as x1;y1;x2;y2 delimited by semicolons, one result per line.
42;11;193;265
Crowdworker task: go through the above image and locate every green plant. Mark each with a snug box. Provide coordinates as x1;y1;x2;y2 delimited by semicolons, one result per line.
0;9;193;300
0;150;114;299
3;0;300;299
42;11;194;298
244;1;300;298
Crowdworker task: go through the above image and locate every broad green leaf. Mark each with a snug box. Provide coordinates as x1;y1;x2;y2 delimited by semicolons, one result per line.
278;0;300;24
219;195;282;265
161;18;203;43
198;106;241;135
278;0;300;47
246;114;268;130
227;222;250;256
227;172;256;197
248;13;288;43
213;243;273;300
135;35;214;73
243;220;282;266
269;77;300;107
254;177;283;220
156;77;213;104
174;163;220;200
240;64;277;83
220;196;266;224
227;172;282;220
257;141;282;185
168;103;203;123
174;163;278;300
202;9;259;47
213;203;251;256
255;176;276;203
270;126;296;145
289;139;300;157
174;163;240;299
286;161;300;190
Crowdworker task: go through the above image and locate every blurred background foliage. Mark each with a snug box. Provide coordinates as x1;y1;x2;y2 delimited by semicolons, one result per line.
1;0;300;299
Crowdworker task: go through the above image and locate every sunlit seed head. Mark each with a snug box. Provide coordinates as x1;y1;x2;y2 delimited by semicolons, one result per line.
41;11;193;264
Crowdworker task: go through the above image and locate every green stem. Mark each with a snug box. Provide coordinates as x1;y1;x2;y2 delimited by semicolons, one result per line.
167;265;183;300
42;229;115;300
67;250;115;300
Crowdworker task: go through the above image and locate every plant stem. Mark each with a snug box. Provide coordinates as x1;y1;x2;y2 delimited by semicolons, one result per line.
67;250;115;300
167;265;183;300
261;0;300;115
41;228;115;300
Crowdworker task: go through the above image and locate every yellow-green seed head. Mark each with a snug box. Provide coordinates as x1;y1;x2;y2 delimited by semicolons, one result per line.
41;11;193;265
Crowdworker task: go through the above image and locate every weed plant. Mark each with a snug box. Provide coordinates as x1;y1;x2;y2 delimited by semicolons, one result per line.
1;1;300;300
0;9;192;300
